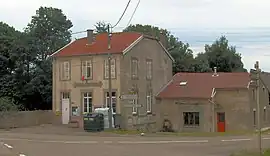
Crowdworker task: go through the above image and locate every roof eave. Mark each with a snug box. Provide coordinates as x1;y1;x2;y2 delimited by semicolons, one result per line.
49;40;75;58
157;41;175;62
122;35;144;55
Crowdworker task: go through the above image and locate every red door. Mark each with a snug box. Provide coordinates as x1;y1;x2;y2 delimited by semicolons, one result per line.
217;112;225;132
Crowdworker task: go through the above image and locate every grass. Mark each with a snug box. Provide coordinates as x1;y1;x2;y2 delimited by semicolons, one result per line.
231;149;270;156
103;129;255;137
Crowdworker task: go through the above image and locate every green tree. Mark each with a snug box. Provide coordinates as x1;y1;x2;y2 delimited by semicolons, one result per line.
95;21;108;33
204;36;246;72
123;24;196;74
25;6;73;60
0;97;21;111
23;6;73;110
193;52;212;72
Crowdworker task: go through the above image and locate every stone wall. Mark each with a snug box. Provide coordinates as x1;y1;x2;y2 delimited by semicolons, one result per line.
0;110;60;129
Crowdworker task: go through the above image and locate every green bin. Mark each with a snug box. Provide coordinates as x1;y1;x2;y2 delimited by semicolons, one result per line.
84;113;104;132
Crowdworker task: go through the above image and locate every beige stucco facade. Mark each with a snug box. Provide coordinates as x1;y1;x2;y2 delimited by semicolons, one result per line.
157;86;270;132
52;36;173;130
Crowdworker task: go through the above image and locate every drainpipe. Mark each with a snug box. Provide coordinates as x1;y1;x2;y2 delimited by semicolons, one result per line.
208;99;216;132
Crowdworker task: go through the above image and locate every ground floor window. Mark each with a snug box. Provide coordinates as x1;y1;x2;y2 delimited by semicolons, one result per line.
132;98;138;114
183;112;200;126
253;109;256;125
105;92;117;114
83;92;92;114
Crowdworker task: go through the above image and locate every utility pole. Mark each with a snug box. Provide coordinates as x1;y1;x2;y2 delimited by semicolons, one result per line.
255;61;262;155
107;24;113;130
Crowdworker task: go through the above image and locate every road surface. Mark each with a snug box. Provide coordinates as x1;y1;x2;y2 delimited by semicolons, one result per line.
0;132;270;156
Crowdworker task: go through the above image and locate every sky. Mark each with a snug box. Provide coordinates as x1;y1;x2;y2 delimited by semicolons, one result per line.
1;0;270;71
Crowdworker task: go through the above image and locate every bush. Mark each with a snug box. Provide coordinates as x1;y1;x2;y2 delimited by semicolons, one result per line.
0;97;20;111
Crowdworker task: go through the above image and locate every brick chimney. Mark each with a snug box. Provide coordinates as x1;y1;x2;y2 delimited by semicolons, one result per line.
212;67;219;77
159;30;167;49
86;29;94;45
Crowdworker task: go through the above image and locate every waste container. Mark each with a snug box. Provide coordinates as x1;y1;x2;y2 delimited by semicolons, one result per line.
84;113;104;132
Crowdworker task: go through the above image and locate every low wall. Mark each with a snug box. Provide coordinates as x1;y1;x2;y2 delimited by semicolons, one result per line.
0;110;61;129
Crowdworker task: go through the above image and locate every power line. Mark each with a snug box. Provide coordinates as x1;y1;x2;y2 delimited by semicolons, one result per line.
71;30;87;35
126;0;141;27
111;0;131;28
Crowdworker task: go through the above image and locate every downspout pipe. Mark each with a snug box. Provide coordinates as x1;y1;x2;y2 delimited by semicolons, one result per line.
208;99;216;132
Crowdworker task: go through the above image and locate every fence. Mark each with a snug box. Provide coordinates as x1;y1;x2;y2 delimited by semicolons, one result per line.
0;110;60;129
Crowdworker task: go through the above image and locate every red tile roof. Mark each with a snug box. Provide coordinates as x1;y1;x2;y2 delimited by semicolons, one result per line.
157;72;250;99
53;32;142;57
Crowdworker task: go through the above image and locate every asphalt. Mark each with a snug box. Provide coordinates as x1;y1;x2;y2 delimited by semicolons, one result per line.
1;131;270;156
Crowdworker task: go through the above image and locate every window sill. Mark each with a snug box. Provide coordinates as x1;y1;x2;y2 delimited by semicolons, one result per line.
60;79;71;81
104;77;117;80
183;125;200;128
131;76;139;80
146;111;152;114
132;112;137;116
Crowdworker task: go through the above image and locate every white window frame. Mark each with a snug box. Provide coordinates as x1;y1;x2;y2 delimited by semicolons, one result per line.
146;94;152;113
82;60;93;79
146;60;152;80
183;112;200;126
131;59;138;78
62;92;70;99
132;98;138;114
105;59;116;79
105;92;117;114
83;92;92;114
61;61;70;80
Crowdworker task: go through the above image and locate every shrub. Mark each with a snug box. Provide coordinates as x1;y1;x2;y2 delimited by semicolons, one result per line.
0;97;19;111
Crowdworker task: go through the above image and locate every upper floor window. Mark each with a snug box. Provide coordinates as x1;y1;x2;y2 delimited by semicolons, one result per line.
146;91;152;113
104;58;116;79
146;59;153;80
82;60;93;80
131;58;138;79
60;61;70;80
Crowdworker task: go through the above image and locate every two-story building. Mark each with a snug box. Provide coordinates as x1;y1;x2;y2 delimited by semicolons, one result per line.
50;29;174;130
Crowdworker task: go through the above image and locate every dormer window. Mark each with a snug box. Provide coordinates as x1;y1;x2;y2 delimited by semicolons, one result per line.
180;81;187;86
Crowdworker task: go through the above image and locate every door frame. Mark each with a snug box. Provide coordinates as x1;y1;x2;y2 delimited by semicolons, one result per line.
217;112;226;132
61;92;71;124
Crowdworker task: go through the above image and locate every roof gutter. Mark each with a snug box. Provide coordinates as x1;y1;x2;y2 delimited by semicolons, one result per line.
49;40;75;58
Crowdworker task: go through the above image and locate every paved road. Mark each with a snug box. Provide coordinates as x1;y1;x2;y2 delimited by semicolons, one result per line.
0;132;270;156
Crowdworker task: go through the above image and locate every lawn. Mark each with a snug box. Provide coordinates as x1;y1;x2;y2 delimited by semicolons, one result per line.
104;129;254;137
231;149;270;156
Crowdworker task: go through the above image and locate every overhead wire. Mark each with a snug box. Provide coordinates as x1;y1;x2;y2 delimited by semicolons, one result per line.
111;0;132;28
126;0;141;27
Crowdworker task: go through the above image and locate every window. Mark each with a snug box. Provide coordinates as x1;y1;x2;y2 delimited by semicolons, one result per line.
104;59;116;79
60;61;70;80
183;112;199;126
105;92;117;114
146;59;152;80
82;60;93;79
269;94;270;105
83;92;92;114
253;109;256;125
61;92;70;99
131;58;138;78
264;107;267;121
146;92;152;113
180;81;187;86
132;98;138;114
252;89;256;101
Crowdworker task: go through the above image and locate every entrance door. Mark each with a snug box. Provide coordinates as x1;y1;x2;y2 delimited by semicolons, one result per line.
217;112;225;132
61;92;70;124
